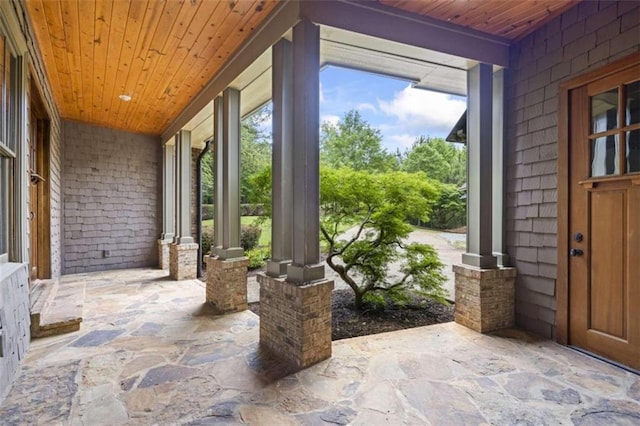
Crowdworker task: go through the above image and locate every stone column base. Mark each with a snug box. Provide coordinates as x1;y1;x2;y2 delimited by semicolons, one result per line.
205;256;249;313
453;264;517;333
169;243;199;280
257;273;334;368
158;239;171;270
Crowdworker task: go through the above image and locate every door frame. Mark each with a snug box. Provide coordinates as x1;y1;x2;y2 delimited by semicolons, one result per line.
28;74;51;280
557;52;640;345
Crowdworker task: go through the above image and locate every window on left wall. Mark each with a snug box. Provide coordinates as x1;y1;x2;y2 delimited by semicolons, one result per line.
0;31;16;264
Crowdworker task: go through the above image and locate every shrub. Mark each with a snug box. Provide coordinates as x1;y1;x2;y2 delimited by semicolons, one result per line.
246;247;270;270
202;204;214;221
240;203;266;216
201;226;214;258
240;224;262;251
202;224;262;254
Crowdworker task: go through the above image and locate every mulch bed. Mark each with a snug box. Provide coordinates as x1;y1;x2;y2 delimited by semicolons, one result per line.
248;289;454;341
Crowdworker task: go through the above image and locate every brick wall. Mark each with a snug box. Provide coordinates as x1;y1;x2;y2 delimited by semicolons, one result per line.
62;121;162;273
505;1;640;338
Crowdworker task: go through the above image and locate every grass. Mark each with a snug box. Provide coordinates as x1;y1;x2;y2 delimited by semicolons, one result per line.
202;216;356;249
202;216;271;247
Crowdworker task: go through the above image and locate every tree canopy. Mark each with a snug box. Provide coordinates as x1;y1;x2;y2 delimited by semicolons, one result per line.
321;110;398;172
401;136;466;185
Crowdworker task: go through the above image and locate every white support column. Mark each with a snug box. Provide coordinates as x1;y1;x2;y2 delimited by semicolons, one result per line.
267;38;294;277
206;90;248;312
213;88;243;260
462;63;497;269
174;130;194;244
492;69;508;266
212;96;224;253
169;130;198;280
258;22;333;368
287;18;324;283
454;64;515;333
161;142;175;241
158;141;175;269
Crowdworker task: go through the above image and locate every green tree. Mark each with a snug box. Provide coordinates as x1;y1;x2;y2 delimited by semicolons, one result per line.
240;107;272;204
321;110;397;172
427;182;466;230
201;150;214;204
201;105;273;205
320;167;447;309
401;136;466;185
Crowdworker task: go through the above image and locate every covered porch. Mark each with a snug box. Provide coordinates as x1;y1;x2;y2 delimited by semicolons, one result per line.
1;268;638;424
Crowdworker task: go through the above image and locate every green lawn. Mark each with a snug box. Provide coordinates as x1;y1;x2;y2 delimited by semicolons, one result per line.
202;216;355;249
202;216;271;247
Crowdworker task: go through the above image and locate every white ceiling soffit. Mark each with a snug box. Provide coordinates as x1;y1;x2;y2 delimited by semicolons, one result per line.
183;25;475;148
320;26;468;96
184;48;273;149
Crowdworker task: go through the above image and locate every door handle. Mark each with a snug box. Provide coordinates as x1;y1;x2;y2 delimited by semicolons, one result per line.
570;248;583;257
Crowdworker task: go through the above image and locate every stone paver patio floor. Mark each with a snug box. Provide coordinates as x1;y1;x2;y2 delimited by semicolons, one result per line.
1;268;639;425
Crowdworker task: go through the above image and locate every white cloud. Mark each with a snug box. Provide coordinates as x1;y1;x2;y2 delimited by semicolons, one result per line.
356;102;377;114
387;133;418;150
321;114;340;127
319;82;325;103
378;86;466;134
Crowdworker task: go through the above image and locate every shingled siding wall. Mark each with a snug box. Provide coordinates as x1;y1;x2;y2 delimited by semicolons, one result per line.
505;1;640;338
62;121;162;274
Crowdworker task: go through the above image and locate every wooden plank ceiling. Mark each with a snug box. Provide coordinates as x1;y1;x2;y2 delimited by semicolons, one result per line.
25;0;278;135
26;0;579;136
380;0;580;40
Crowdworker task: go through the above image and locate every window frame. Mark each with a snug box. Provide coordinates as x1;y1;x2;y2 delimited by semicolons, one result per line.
0;5;27;265
0;32;13;263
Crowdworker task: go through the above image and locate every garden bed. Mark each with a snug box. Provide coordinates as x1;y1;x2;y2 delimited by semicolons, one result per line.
248;289;454;341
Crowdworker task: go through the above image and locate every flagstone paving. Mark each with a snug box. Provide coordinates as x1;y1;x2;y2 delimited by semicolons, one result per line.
1;268;638;425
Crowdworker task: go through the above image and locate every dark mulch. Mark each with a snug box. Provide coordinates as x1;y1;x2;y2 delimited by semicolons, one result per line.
248;289;454;341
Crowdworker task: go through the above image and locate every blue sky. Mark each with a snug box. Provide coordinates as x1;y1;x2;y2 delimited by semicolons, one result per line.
319;66;467;152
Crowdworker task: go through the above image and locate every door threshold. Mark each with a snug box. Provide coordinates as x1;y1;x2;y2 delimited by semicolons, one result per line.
568;346;639;376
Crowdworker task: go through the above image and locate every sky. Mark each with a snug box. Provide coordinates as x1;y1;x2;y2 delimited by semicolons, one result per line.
319;66;467;152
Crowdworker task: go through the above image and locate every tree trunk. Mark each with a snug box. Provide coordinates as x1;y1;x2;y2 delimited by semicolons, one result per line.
354;291;364;311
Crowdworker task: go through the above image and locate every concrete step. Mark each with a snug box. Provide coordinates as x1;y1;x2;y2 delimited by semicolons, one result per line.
30;278;85;338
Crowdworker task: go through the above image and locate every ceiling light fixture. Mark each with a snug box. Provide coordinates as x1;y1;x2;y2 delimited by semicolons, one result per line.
119;94;132;102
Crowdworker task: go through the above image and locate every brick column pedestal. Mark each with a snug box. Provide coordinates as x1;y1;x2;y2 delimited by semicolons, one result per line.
453;265;516;333
205;256;249;313
257;273;334;368
158;239;171;270
169;243;198;280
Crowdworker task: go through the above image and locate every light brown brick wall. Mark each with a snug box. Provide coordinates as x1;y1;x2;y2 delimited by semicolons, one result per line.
61;121;162;273
258;274;334;368
505;1;640;338
205;256;248;313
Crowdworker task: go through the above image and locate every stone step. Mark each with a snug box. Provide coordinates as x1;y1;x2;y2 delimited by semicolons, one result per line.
31;279;85;338
30;279;58;331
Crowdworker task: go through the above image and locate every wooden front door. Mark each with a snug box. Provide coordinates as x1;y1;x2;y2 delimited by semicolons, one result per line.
28;107;39;281
28;81;51;283
568;60;640;370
